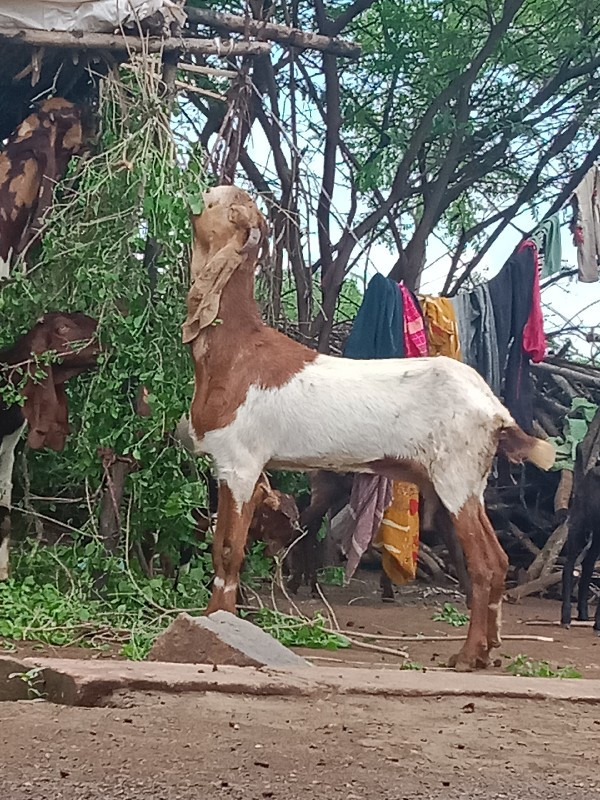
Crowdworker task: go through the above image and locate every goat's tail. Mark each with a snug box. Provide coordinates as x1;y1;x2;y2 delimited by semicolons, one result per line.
497;425;556;471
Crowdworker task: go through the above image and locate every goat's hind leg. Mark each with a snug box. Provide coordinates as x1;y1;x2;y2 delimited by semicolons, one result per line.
478;504;509;650
561;508;588;627
577;527;600;622
446;498;493;671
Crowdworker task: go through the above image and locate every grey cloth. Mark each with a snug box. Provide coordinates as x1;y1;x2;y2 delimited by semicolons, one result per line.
571;165;600;283
450;287;501;396
450;292;475;367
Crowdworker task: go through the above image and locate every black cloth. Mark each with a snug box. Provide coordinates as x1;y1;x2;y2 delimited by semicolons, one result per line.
488;246;536;432
344;273;404;359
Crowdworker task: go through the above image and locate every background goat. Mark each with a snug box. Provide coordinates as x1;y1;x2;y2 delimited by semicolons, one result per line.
288;469;471;603
183;185;555;671
561;410;600;632
0;312;99;579
0;98;89;278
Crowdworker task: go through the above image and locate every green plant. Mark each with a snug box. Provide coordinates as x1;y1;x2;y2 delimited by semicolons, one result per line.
549;397;598;471
8;666;45;699
317;566;346;586
432;603;469;627
249;608;351;650
505;654;582;679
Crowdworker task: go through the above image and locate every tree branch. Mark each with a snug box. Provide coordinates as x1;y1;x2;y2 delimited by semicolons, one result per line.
185;6;361;58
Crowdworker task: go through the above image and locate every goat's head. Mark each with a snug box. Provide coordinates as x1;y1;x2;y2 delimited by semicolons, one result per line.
191;185;268;265
16;98;91;157
182;185;268;345
23;312;99;451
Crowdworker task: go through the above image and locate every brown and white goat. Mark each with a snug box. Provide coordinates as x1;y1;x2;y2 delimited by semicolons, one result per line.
0;312;99;578
182;185;555;671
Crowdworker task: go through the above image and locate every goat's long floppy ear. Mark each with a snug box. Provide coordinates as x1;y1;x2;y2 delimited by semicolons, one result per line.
22;365;62;450
44;384;70;451
182;241;244;345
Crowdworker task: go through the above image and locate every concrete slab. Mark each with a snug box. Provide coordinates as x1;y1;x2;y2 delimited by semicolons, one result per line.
147;611;310;668
21;656;600;707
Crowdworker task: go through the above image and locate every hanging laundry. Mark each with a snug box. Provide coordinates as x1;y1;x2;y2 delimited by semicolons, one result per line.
531;213;562;278
344;272;404;359
373;471;420;584
450;287;501;395
570;164;600;283
488;240;545;433
419;295;462;359
399;283;428;357
331;475;392;581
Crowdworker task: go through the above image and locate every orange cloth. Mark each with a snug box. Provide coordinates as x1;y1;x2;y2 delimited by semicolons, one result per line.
374;482;420;584
419;296;462;360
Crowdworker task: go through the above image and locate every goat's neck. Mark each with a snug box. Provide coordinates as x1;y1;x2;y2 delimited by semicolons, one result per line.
214;269;262;333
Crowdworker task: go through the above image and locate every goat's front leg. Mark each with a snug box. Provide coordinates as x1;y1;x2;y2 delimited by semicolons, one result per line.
206;479;259;615
446;498;492;671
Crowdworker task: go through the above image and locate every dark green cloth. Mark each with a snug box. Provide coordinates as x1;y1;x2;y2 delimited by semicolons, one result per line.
344;273;404;359
532;213;562;277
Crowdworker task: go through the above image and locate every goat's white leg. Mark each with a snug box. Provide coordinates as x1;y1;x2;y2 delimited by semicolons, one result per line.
447;497;492;671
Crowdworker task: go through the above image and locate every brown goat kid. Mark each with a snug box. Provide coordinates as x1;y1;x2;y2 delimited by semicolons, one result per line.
0;312;99;579
182;185;555;671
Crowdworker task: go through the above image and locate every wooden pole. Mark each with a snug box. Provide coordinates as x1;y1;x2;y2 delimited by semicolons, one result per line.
185;7;361;59
0;28;271;56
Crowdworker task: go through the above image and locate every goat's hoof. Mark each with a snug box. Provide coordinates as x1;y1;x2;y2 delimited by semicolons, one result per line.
381;593;396;604
448;648;490;672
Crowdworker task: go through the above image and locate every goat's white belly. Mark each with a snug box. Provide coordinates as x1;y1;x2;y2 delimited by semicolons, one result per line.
200;355;512;513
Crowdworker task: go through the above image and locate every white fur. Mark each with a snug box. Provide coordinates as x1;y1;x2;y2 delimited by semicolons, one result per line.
0;425;25;508
0;537;9;581
0;424;25;581
194;355;514;514
213;576;225;589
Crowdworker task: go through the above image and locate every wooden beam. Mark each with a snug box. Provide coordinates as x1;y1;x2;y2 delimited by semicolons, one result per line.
0;28;271;56
185;7;362;59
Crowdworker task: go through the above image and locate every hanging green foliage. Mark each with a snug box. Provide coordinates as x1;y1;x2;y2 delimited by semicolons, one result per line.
548;397;598;471
0;68;210;561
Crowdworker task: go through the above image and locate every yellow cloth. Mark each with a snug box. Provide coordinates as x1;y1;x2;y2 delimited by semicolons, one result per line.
374;482;420;585
419;296;462;359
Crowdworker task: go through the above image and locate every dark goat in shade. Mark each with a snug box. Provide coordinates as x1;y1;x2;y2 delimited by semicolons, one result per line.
561;430;600;632
0;312;99;579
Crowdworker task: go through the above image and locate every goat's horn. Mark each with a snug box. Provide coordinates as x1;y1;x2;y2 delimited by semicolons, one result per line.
240;227;262;253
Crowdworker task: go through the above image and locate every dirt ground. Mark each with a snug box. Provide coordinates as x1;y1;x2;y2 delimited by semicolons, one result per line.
2;689;600;799
2;571;600;798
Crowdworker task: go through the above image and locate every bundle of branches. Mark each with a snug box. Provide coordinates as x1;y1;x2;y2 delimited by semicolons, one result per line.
486;354;600;602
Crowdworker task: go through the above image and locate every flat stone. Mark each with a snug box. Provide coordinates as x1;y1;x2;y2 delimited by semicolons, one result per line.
22;656;600;708
0;655;44;701
147;611;311;668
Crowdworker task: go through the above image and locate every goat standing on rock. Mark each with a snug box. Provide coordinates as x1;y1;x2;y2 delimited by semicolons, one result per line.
182;185;555;671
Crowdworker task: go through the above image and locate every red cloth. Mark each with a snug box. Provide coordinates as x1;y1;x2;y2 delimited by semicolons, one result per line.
399;284;428;357
520;240;546;363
